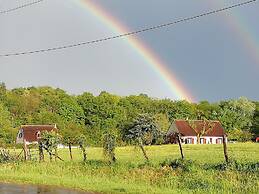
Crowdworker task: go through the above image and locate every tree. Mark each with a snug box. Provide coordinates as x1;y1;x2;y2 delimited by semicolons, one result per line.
61;123;82;160
188;120;215;144
40;131;61;161
169;100;196;121
123;114;159;161
103;133;116;163
196;101;220;120
228;128;253;142
0;102;15;145
77;134;87;162
252;102;259;138
218;97;255;135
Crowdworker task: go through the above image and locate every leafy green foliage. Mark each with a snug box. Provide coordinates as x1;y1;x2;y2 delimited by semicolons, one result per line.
123;114;159;160
123;114;159;145
213;159;259;173
77;134;88;161
103;133;116;163
0;83;258;145
41;131;61;160
218;97;255;133
228;128;253;142
252;101;259;137
161;158;195;172
0;149;16;163
0;102;15;145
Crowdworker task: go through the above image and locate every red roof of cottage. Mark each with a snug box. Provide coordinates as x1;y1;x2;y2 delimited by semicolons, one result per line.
21;125;57;142
171;120;225;137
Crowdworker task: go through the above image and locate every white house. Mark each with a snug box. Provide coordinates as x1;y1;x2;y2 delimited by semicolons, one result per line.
167;120;227;144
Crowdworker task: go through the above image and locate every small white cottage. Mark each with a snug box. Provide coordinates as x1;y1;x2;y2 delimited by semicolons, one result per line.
167;120;226;144
16;124;58;145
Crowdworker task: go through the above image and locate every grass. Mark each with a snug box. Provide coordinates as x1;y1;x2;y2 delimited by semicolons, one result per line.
0;143;258;194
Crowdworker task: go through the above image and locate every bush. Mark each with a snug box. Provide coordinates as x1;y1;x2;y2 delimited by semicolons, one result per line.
161;158;195;172
0;149;16;163
213;160;259;172
228;129;253;142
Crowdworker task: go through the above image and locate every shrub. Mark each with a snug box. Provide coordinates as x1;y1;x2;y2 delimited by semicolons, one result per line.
0;149;16;163
161;158;195;172
213;160;259;172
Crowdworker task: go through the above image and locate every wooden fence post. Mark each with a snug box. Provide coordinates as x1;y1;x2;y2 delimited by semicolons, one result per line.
223;134;229;163
38;141;44;162
69;143;73;160
177;133;184;160
23;139;28;161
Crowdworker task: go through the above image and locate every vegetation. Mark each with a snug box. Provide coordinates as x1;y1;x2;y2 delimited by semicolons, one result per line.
0;83;258;147
103;133;116;163
0;143;258;194
77;134;88;162
0;83;258;192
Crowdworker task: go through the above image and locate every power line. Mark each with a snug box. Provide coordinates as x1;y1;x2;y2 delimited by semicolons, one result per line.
0;0;257;57
0;0;45;15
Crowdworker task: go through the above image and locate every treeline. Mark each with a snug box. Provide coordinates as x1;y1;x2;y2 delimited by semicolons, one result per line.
0;83;258;146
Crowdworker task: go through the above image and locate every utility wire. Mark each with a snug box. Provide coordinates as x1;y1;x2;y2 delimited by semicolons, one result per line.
0;0;257;57
0;0;45;15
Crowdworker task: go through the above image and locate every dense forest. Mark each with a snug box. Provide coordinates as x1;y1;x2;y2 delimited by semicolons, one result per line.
0;82;258;146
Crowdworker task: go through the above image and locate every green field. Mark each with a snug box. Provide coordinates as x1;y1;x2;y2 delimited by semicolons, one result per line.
0;143;258;194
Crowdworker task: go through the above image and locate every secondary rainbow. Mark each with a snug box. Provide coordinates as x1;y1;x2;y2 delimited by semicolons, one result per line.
73;0;194;102
211;0;259;67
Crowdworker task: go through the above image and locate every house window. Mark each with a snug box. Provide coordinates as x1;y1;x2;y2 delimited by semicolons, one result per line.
185;138;192;144
210;138;213;144
200;138;204;144
36;131;41;139
18;132;23;138
217;138;222;144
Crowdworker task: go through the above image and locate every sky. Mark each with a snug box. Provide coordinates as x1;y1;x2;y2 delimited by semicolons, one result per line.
0;0;259;102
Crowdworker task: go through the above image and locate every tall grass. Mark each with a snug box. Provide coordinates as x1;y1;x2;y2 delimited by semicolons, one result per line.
0;143;258;194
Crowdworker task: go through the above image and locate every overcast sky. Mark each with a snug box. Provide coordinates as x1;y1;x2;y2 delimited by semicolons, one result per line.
0;0;259;102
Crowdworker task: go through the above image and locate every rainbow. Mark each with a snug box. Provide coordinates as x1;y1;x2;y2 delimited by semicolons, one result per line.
73;0;194;102
211;0;259;67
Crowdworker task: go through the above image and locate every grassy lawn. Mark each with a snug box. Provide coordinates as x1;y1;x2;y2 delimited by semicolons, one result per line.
0;143;258;194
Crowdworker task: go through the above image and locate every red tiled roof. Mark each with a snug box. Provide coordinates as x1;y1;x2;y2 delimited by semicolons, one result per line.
21;125;57;142
174;120;225;137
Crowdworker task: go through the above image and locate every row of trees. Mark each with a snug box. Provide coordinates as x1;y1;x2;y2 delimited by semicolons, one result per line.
0;83;258;146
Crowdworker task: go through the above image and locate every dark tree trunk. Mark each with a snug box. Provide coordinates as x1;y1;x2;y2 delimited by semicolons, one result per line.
80;145;87;162
112;155;116;163
223;134;229;163
177;134;184;159
69;143;73;160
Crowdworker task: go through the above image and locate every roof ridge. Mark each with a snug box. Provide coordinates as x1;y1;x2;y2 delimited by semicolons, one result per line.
175;119;220;122
21;124;56;127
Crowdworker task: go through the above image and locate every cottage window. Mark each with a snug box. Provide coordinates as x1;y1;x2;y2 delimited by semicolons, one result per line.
217;138;222;144
18;132;23;138
185;138;192;144
36;131;41;139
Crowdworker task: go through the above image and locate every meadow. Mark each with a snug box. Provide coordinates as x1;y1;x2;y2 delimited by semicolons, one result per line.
0;143;258;194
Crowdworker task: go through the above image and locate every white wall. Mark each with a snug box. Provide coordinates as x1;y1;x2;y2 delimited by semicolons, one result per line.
182;136;224;144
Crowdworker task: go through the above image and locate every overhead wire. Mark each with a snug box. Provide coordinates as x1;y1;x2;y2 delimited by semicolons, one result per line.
0;0;257;57
0;0;45;15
